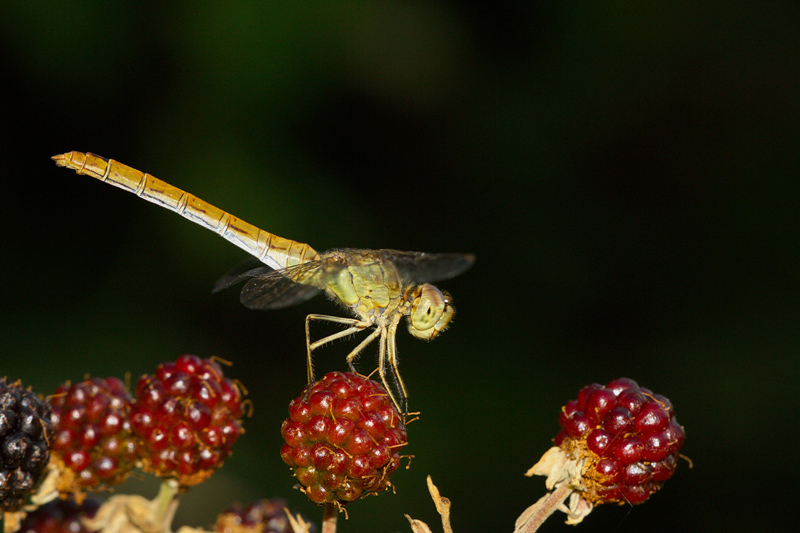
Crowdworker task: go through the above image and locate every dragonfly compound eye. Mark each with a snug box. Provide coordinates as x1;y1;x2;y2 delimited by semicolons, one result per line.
408;284;453;339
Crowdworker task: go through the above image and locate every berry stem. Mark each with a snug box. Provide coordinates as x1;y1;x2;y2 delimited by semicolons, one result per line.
154;479;181;533
321;502;338;533
514;484;573;533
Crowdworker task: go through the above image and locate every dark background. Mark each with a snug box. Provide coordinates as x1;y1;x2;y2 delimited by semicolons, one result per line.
3;2;798;532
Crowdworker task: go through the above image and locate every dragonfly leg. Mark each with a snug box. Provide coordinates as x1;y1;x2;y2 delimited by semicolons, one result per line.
343;327;382;373
385;320;409;413
304;314;371;383
377;328;394;411
376;324;407;414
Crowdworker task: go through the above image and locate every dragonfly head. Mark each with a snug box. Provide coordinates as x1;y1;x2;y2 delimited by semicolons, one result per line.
407;284;454;340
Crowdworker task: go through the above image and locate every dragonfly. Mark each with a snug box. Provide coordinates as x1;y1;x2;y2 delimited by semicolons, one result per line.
52;151;474;412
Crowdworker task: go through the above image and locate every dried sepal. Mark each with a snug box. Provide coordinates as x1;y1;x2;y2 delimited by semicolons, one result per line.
404;476;453;533
525;446;582;490
517;446;596;530
406;515;435;533
82;479;180;533
285;510;314;533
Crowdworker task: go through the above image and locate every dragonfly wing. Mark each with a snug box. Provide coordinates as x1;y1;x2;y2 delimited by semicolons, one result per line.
212;257;274;293
238;260;325;310
377;249;475;283
239;273;321;310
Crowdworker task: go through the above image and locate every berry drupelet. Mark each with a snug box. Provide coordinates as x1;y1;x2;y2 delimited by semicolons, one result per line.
280;372;408;505
130;355;245;487
0;378;53;512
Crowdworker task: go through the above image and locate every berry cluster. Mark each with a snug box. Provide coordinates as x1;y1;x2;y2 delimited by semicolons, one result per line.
50;377;138;491
555;377;685;505
16;497;101;533
0;378;53;512
214;498;292;533
280;372;407;504
130;355;245;486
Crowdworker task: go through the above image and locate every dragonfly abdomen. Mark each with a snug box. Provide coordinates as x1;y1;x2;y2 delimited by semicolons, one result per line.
52;151;319;270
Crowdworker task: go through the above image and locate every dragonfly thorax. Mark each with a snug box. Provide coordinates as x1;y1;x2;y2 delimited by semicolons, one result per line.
319;249;405;316
406;284;454;340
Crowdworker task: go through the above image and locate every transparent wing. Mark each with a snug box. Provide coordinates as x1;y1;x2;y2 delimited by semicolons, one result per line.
240;271;322;310
214;258;325;310
376;249;475;283
213;257;274;293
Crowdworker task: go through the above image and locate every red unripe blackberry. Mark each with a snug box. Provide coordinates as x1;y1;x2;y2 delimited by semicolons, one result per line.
130;355;245;487
280;372;407;505
214;498;297;533
556;377;684;506
49;377;139;492
17;497;101;533
0;378;53;512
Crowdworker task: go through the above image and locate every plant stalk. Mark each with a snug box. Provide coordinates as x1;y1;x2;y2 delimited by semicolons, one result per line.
321;502;338;533
515;485;572;533
155;479;181;533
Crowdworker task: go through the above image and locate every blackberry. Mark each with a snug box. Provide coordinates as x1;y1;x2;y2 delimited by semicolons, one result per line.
0;378;53;512
554;377;685;505
16;497;101;533
49;377;139;492
214;498;297;533
280;372;408;505
130;355;245;487
522;377;686;529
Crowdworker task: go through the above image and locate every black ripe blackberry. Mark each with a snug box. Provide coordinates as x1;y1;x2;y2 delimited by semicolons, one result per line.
0;378;53;511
